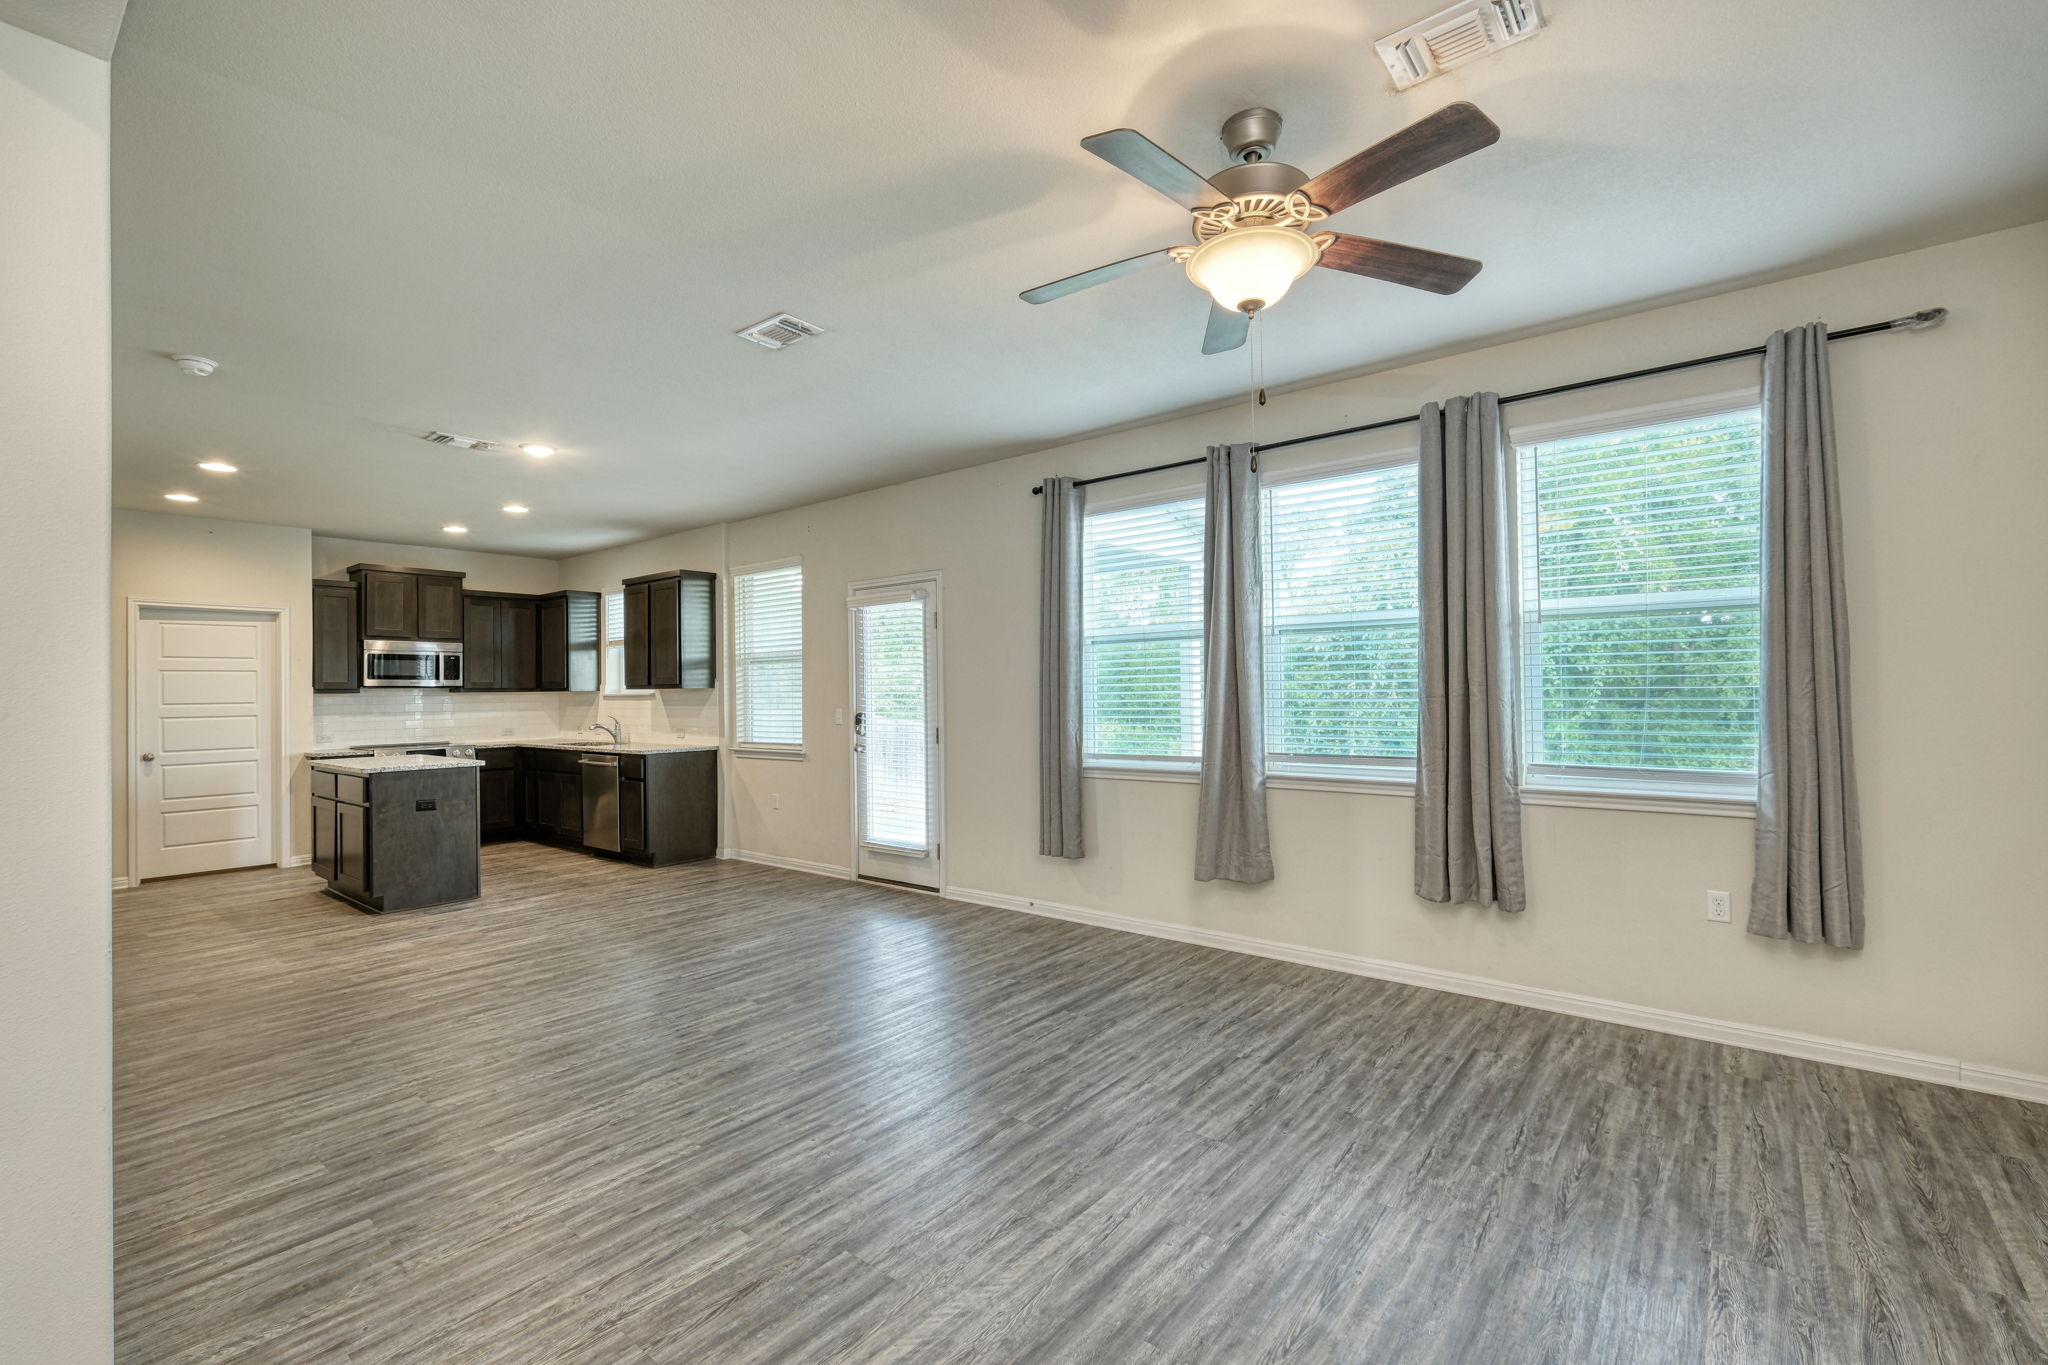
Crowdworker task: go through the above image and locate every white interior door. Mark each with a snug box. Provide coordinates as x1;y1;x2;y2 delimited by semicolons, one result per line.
851;581;941;888
134;607;277;880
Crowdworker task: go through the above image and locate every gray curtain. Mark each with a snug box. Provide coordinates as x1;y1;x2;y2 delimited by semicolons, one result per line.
1039;476;1086;858
1750;324;1864;947
1195;444;1273;884
1415;394;1526;913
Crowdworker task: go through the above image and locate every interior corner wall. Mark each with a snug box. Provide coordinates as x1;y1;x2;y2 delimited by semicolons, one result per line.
110;509;315;884
1;18;115;1363
702;219;2048;1084
557;524;728;745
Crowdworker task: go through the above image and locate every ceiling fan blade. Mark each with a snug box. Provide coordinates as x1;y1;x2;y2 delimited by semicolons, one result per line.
1316;234;1483;295
1202;301;1250;354
1081;129;1228;210
1020;247;1175;304
1301;102;1500;215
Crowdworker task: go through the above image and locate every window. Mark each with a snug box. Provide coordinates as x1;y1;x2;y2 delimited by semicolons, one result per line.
1263;461;1420;767
733;561;803;751
1082;496;1205;762
601;590;647;695
1516;406;1763;792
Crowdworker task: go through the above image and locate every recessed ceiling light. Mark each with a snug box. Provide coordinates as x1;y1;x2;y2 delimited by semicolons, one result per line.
517;443;555;457
442;524;468;534
501;504;530;514
197;460;237;473
165;493;199;502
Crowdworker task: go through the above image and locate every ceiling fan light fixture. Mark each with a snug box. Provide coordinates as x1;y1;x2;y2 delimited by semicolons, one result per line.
1185;225;1321;313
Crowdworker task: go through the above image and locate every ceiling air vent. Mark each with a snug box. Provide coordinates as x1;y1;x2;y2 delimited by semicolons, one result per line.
1376;0;1545;91
735;313;825;350
421;431;499;450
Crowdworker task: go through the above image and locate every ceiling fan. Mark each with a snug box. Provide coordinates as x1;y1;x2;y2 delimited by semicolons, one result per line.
1020;103;1499;354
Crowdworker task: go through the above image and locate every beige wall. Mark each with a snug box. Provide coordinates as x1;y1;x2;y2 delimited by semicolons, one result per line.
704;219;2048;1083
2;19;114;1362
312;534;563;595
110;510;314;884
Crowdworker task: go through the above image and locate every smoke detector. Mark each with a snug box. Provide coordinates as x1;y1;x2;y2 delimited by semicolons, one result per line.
735;313;825;350
421;431;500;450
171;354;218;377
1376;0;1545;90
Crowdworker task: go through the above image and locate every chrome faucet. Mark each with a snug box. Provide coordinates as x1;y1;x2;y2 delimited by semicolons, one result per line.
588;716;622;746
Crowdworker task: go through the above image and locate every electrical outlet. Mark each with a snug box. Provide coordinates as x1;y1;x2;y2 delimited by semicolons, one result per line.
771;793;780;810
835;708;845;726
1706;890;1732;923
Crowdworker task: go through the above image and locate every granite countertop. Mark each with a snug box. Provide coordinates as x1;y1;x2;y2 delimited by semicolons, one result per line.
305;737;719;760
310;753;487;775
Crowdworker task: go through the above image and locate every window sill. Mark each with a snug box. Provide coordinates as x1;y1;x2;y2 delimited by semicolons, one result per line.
1083;761;1198;785
1520;784;1755;818
1084;760;1754;816
734;745;806;761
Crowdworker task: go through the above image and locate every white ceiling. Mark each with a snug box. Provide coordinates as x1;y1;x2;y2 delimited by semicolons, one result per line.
111;0;2048;556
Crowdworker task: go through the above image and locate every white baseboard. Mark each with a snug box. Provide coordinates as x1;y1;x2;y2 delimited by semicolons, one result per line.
280;854;310;869
943;884;2048;1106
723;849;854;880
112;877;130;892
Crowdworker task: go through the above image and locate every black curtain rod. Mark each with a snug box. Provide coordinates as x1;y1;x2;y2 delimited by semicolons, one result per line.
1030;308;1946;494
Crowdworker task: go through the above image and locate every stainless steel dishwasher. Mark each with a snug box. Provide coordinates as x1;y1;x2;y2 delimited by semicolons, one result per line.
580;753;622;851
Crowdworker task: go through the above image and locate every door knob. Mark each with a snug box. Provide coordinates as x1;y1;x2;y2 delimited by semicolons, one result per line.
141;753;156;762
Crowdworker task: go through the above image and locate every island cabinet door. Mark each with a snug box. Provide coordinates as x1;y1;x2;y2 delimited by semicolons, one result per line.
311;793;337;879
335;799;371;897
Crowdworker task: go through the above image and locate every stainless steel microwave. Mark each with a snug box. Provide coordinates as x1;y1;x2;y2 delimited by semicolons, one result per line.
362;639;464;688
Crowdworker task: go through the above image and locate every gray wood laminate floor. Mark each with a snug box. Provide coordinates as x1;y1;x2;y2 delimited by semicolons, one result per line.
117;847;2047;1364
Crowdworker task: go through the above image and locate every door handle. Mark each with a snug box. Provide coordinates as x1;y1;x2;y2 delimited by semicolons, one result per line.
141;753;156;762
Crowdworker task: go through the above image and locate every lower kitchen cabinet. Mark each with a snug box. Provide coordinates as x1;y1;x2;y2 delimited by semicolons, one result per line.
479;756;518;838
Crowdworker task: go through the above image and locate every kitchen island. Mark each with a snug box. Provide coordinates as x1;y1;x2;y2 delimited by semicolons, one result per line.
309;753;484;914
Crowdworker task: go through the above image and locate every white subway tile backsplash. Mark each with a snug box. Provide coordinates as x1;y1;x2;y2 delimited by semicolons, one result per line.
312;689;725;749
312;691;567;747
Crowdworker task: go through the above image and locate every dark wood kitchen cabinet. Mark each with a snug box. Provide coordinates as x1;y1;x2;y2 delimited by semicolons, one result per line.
622;569;715;690
463;590;594;692
312;580;359;692
311;764;480;913
416;575;465;641
463;593;539;692
536;590;600;692
478;748;520;838
348;564;467;642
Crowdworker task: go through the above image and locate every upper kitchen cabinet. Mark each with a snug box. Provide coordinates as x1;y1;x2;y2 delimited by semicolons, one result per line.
348;564;467;642
462;593;538;692
537;591;601;692
463;589;599;692
312;580;360;693
622;570;715;689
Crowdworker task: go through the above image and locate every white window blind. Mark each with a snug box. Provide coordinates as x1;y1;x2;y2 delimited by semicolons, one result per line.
1518;407;1763;785
601;590;637;695
733;563;804;749
855;596;929;851
1262;463;1420;763
1082;496;1205;761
